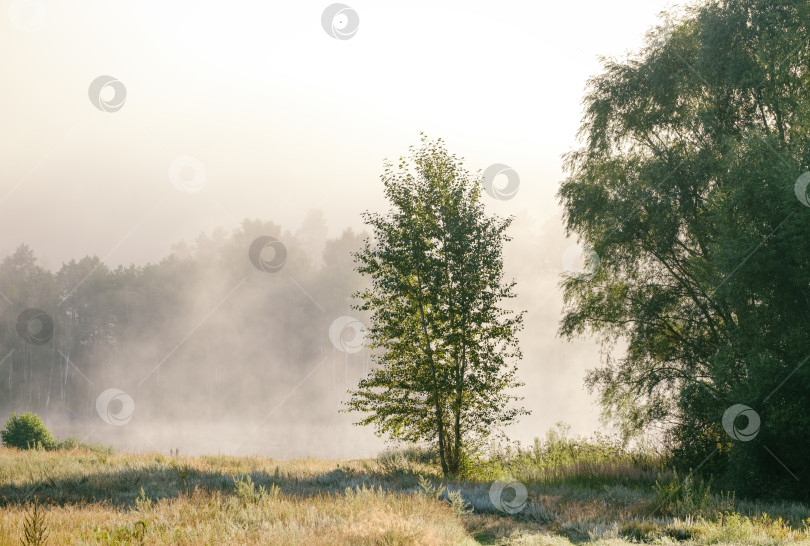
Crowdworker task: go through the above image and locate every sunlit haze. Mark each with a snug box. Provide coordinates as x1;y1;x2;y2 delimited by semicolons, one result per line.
2;0;678;456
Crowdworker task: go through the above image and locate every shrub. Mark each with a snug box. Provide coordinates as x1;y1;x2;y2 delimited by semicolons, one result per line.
417;475;472;516
652;469;735;519
376;449;419;476
20;497;49;546
52;436;114;455
232;474;279;505
1;412;55;450
399;445;439;465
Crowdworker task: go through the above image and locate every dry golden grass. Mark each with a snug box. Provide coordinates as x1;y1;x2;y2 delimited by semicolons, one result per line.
0;448;470;545
2;447;810;545
1;487;472;545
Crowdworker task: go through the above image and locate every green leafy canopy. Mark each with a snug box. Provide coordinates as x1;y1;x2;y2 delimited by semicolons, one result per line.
344;135;528;476
558;0;810;498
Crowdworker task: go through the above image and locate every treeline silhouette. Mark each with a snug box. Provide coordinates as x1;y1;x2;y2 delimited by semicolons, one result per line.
0;211;370;443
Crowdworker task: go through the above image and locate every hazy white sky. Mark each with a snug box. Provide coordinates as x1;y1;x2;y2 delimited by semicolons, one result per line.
2;0;682;449
2;0;677;269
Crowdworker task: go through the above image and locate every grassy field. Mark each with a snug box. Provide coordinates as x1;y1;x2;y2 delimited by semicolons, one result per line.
1;432;809;545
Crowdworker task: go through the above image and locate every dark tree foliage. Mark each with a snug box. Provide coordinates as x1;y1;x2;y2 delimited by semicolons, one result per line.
559;0;810;498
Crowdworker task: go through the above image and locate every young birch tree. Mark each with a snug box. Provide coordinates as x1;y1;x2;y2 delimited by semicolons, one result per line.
345;136;527;476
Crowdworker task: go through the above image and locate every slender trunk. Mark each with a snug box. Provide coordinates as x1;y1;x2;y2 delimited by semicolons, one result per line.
451;344;466;475
754;88;771;136
415;268;449;476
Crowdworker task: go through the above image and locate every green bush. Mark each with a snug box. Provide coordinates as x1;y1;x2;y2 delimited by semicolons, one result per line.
52;435;115;455
1;412;55;450
652;469;735;519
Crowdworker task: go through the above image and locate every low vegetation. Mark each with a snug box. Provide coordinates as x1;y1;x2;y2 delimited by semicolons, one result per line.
0;412;115;456
0;413;55;451
2;423;809;545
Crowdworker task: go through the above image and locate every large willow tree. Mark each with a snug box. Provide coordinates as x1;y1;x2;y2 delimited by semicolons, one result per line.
559;0;810;497
346;136;527;476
